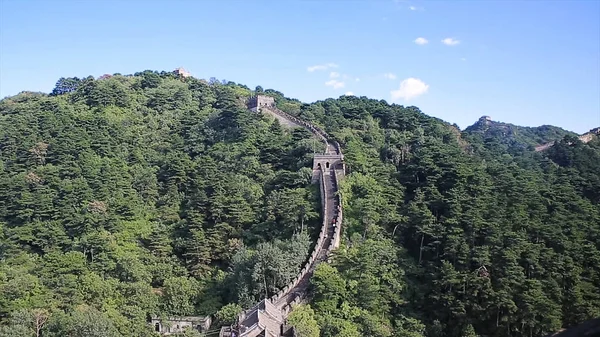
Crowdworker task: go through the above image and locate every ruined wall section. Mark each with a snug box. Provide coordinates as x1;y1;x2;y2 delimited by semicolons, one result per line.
535;128;600;152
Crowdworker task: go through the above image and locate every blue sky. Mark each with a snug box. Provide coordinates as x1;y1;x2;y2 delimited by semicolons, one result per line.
1;0;599;133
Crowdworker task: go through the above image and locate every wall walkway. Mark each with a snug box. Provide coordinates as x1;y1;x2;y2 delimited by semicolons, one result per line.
219;105;344;337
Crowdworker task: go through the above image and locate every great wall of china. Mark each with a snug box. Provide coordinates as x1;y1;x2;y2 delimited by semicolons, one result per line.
534;127;600;152
217;96;346;337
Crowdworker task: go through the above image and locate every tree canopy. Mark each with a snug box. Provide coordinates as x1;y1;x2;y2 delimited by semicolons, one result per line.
0;71;599;337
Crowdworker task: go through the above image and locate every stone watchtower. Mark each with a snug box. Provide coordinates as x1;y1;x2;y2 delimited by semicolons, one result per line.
173;67;191;78
248;95;275;112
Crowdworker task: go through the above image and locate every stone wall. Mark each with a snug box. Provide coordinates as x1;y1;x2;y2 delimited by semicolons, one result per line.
262;106;329;145
331;169;343;249
222;102;346;337
269;168;330;306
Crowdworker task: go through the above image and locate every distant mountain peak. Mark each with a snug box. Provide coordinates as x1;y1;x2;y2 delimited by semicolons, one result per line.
464;117;578;152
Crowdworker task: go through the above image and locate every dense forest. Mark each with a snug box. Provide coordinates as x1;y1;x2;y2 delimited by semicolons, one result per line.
0;71;599;337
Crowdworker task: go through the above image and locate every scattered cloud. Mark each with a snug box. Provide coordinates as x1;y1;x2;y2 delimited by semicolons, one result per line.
344;92;354;96
307;63;339;72
461;57;467;61
355;78;360;82
329;72;340;78
393;0;423;11
391;77;429;101
414;37;428;45
383;73;397;80
408;5;424;11
325;79;345;89
442;38;460;46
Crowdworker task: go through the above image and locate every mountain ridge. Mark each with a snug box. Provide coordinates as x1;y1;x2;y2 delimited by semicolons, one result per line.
462;115;598;153
6;71;597;142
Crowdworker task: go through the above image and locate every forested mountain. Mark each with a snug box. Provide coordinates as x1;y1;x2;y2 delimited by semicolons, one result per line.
1;70;599;337
463;116;578;154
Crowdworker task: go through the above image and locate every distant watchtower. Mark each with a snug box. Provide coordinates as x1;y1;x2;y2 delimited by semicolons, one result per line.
248;95;275;112
173;67;191;78
479;115;492;126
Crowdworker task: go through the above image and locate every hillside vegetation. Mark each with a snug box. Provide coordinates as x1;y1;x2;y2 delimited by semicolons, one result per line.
463;116;579;154
1;71;599;337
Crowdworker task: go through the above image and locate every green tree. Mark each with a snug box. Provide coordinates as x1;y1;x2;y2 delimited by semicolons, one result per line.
47;306;122;337
162;277;200;315
310;264;346;313
287;304;320;337
214;303;242;326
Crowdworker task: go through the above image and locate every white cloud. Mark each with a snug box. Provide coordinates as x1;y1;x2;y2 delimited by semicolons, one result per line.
329;71;340;78
344;91;354;96
442;38;460;46
409;6;417;10
390;77;429;101
461;57;467;61
325;79;345;89
355;78;360;82
383;73;397;80
414;37;428;45
307;63;339;72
